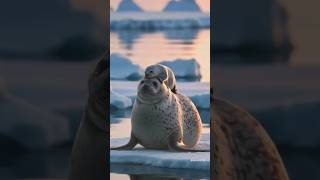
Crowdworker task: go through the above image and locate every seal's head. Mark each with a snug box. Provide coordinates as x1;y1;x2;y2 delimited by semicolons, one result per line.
137;78;169;103
145;64;165;79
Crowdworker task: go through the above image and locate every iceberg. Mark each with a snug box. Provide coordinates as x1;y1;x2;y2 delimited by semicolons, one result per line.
110;53;144;80
116;0;143;12
163;0;202;12
160;58;201;80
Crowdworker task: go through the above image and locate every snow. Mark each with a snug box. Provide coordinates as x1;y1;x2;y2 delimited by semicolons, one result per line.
110;53;144;80
160;58;201;80
110;86;132;109
117;0;143;12
163;0;202;12
110;81;210;109
110;128;210;170
110;12;210;30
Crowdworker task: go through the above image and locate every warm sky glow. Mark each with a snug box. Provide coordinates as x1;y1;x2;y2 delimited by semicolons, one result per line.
110;0;210;12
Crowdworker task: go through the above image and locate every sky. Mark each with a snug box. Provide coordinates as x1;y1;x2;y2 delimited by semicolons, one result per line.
110;0;210;12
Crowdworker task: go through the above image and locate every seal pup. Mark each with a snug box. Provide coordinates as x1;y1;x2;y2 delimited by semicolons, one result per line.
145;64;177;93
111;78;207;152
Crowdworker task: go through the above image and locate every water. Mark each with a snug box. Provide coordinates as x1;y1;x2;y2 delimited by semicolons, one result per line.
110;29;210;82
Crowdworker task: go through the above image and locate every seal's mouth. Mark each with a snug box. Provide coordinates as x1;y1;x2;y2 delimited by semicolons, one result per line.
145;73;155;79
140;85;157;95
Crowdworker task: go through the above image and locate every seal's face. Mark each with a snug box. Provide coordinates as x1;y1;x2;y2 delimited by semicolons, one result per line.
145;65;160;79
137;78;168;103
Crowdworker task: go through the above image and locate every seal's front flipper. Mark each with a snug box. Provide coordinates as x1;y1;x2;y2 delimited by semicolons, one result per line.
110;133;138;150
168;132;210;152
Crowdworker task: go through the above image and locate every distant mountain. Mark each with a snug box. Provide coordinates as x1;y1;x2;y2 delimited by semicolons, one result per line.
117;0;143;12
163;0;201;12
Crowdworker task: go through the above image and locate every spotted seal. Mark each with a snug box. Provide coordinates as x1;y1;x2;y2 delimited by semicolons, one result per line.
111;78;207;151
145;64;177;93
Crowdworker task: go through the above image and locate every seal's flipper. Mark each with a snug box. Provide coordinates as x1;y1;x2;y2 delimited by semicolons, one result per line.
168;132;210;152
111;133;138;150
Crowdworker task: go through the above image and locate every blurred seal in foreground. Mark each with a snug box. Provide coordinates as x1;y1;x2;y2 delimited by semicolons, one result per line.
212;94;289;180
68;53;108;180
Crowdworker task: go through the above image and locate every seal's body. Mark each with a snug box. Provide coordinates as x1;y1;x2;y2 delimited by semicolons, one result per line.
133;87;201;149
145;64;177;93
111;78;204;151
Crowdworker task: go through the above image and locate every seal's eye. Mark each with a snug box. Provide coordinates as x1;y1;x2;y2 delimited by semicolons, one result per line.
140;80;145;84
150;70;153;73
152;81;158;87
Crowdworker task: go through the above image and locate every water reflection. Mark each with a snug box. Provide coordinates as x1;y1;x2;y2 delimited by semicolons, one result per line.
164;29;199;43
111;164;209;180
118;31;143;50
111;29;210;82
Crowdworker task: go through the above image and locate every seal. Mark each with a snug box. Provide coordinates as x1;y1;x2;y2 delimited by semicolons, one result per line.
69;53;108;180
212;95;289;180
111;78;207;152
145;64;177;93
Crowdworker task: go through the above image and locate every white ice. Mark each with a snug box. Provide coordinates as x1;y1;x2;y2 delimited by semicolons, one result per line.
110;53;144;80
110;81;210;109
110;120;210;170
110;86;133;109
160;58;201;79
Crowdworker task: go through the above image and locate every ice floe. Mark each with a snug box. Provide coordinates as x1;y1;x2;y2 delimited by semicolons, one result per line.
110;53;144;80
110;86;132;109
160;58;201;80
110;125;210;170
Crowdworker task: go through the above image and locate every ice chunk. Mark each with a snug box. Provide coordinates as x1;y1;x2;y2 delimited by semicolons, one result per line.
110;86;132;109
110;53;144;80
160;58;201;80
190;94;210;109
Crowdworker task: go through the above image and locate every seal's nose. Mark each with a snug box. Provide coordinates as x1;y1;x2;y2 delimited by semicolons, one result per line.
142;84;151;90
